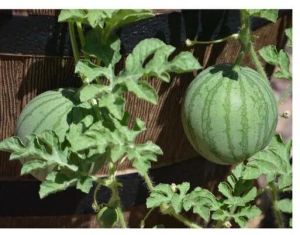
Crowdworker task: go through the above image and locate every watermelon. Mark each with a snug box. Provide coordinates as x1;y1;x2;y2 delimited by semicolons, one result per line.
181;64;278;165
16;88;77;142
15;88;78;180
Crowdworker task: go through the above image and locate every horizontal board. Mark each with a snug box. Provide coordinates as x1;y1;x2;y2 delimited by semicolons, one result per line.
0;10;291;56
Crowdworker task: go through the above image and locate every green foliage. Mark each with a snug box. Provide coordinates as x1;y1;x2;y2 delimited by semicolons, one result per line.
146;164;261;227
0;8;293;228
247;9;278;23
259;45;292;79
285;28;292;47
242;135;292;183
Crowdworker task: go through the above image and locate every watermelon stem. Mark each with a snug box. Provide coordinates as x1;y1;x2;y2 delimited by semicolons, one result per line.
185;33;239;47
237;10;268;80
68;22;80;65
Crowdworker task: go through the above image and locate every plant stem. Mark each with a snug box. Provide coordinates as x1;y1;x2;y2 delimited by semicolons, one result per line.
76;22;85;47
142;172;201;228
186;33;239;46
93;182;102;211
116;207;127;228
238;10;268;80
250;43;268;80
68;22;80;64
108;164;127;228
269;182;284;228
140;208;155;228
143;172;155;191
169;211;201;228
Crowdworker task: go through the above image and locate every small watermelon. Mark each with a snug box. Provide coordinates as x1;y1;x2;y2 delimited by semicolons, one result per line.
181;64;278;165
15;88;78;180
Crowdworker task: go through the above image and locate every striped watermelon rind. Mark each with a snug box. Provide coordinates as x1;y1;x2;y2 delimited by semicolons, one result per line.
181;64;278;165
15;88;78;180
16;88;77;143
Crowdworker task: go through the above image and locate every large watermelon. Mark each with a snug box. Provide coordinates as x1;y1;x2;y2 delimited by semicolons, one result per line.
181;64;278;165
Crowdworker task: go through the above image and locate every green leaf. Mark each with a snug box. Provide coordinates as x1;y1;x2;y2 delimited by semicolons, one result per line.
102;10;154;39
233;206;261;227
20;160;47;175
76;176;94;193
97;206;118;228
0;136;25;153
247;9;278;23
218;182;232;198
75;60;114;83
243;135;292;180
259;46;291;80
128;150;158;176
274;50;291;79
39;172;77;198
211;209;229;221
146;184;174;208
116;79;158;104
285;28;292;47
170;182;190;213
277;199;292;213
97;93;125;120
259;45;278;65
58;10;86;23
77;84;109;102
183;187;219;222
123;38;201;82
86;10;115;28
278;173;292;191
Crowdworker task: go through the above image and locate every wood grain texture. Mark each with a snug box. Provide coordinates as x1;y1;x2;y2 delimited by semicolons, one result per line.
0;205;186;228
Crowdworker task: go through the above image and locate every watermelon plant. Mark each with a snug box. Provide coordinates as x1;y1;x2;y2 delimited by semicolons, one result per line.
0;9;292;228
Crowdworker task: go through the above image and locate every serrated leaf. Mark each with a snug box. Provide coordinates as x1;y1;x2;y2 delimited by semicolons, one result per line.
0;136;25;153
102;10;154;39
243;135;292;180
123;38;201;82
278;173;292;191
233;205;261;227
247;9;278;23
58;10;87;23
170;182;190;213
39;173;77;198
128;150;158;176
183;187;219;222
275;50;291;79
97;93;125;120
218;182;232;198
86;10;115;28
212;209;229;221
277;199;292;213
259;45;278;65
146;184;174;208
20;160;47;175
76;176;94;193
285;28;292;47
75;60;114;83
135;141;163;155
118;79;158;104
77;84;109;102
